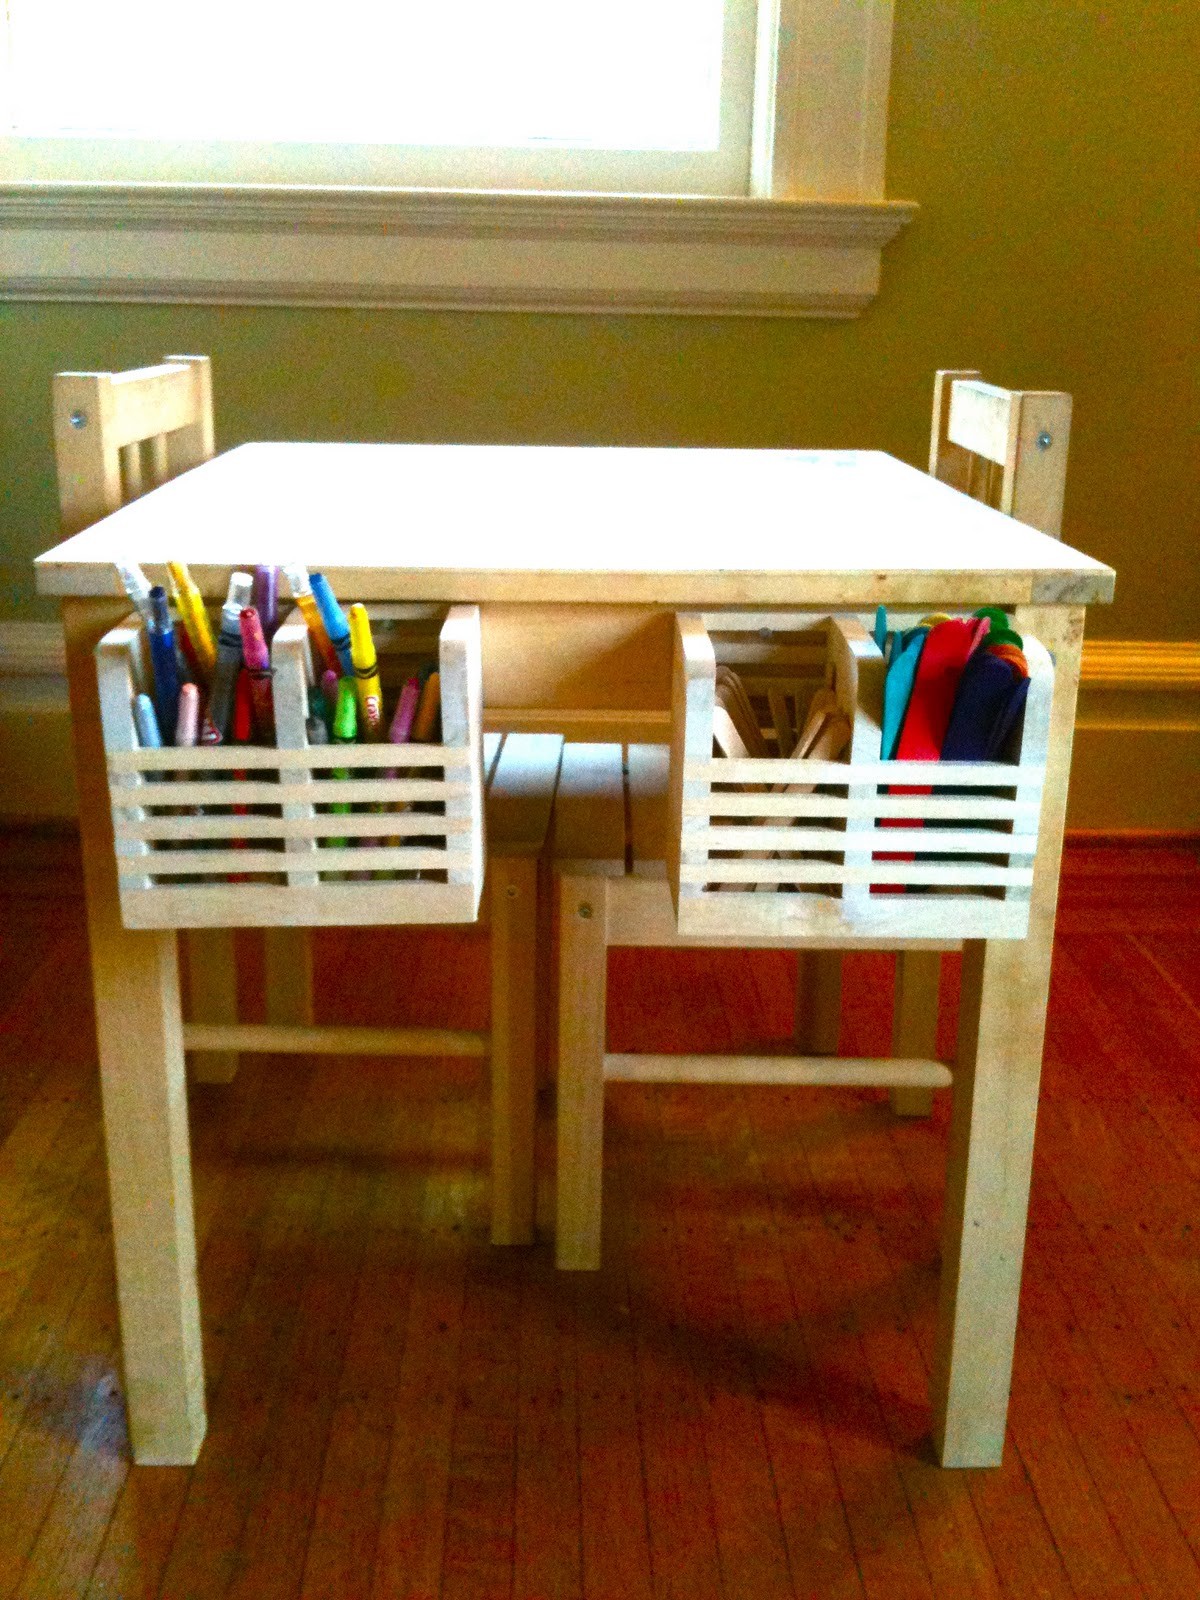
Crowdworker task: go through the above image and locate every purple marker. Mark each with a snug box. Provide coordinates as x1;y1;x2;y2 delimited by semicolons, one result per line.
252;565;279;645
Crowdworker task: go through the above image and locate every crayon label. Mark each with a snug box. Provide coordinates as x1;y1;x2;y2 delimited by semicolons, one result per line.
364;695;382;731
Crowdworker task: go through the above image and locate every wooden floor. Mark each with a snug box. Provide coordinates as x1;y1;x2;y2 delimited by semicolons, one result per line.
1;829;1199;1599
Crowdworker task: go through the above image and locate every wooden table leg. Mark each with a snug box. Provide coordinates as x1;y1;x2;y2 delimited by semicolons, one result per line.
186;929;240;1084
931;602;1083;1466
63;598;207;1465
891;950;939;1117
796;950;842;1054
556;874;609;1271
490;855;537;1246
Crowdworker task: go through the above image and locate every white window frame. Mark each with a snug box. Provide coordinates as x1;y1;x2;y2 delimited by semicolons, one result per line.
0;0;916;318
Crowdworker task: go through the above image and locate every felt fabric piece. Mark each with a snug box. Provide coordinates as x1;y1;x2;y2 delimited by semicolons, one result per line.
985;673;1031;759
942;649;1021;761
895;617;978;761
881;629;926;760
988;642;1029;678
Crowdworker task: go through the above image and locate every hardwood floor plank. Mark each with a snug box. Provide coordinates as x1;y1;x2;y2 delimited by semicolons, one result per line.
514;1249;583;1600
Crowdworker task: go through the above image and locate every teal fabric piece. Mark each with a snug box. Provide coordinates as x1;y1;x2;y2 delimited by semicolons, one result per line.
874;605;889;653
881;629;926;759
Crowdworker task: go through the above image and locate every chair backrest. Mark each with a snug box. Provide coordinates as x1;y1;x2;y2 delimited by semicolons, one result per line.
929;369;1072;538
52;354;214;535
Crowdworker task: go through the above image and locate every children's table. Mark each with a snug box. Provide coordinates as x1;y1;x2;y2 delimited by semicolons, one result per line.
36;443;1114;1468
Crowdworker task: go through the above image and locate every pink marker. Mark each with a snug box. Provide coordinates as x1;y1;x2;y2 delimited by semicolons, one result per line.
174;681;200;747
238;606;274;742
387;676;421;747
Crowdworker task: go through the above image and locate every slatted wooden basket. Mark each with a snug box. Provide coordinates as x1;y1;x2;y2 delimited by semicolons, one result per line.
96;603;484;929
667;611;1051;941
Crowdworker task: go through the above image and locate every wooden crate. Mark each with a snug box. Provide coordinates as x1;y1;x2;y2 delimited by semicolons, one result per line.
667;611;1051;941
97;603;484;928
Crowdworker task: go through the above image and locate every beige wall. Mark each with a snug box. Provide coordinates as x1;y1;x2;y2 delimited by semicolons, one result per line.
1;2;1196;828
3;1;1197;637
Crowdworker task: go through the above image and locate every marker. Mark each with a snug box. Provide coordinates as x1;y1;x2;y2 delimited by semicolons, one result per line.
229;670;253;877
305;714;329;746
239;607;274;742
166;560;216;680
328;677;358;859
200;571;253;744
321;669;340;737
282;563;340;677
252;564;279;646
310;573;353;676
116;561;155;626
133;691;162;750
347;604;384;740
411;671;441;743
146;585;181;741
174;681;200;748
382;675;422;866
387;676;421;746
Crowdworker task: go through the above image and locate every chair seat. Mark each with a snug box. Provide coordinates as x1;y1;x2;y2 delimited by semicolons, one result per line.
484;730;564;858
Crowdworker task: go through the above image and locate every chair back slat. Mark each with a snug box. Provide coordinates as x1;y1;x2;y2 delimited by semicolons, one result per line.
52;354;214;533
930;368;1072;539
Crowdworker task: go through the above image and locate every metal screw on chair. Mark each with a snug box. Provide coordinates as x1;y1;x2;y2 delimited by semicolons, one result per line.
506;883;518;898
70;410;88;430
578;903;593;919
1036;430;1053;450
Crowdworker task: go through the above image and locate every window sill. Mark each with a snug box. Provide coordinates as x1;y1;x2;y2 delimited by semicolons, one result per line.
0;182;916;317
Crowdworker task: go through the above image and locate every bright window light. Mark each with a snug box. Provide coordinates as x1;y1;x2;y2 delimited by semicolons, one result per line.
6;1;728;151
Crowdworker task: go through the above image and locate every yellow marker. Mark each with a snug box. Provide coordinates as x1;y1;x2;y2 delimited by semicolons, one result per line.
412;671;441;743
166;560;216;679
348;603;384;741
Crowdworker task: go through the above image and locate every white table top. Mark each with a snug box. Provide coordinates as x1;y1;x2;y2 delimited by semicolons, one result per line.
36;443;1115;607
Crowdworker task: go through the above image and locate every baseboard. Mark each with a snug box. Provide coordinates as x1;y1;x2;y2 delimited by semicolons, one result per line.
1;622;1197;830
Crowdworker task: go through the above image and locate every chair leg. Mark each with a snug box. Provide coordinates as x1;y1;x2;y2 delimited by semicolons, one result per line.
556;874;609;1271
264;928;314;1026
891;950;940;1117
489;855;538;1246
186;929;239;1083
796;950;842;1054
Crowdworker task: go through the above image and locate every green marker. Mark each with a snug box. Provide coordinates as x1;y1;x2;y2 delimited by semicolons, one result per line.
327;677;357;865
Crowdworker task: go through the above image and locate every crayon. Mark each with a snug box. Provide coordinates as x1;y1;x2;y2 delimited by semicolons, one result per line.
239;606;275;742
200;571;254;744
252;564;279;645
174;681;200;747
166;560;216;680
282;563;340;677
116;560;155;626
146;585;181;741
411;671;441;743
348;603;384;741
306;714;329;746
310;572;354;676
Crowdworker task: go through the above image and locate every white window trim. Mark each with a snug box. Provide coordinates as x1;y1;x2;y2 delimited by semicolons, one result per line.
0;0;916;318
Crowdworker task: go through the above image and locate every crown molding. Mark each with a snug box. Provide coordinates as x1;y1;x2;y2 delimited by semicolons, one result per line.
0;182;916;317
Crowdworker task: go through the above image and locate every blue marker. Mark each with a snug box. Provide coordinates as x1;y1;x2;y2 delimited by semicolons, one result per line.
310;572;354;676
146;585;181;740
133;691;163;750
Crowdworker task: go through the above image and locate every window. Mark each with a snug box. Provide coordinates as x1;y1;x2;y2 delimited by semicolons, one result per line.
0;1;914;316
2;0;757;195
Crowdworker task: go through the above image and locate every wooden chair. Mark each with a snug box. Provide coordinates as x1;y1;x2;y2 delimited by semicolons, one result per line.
51;355;281;1085
930;370;1072;535
53;359;558;1241
878;371;1073;1115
